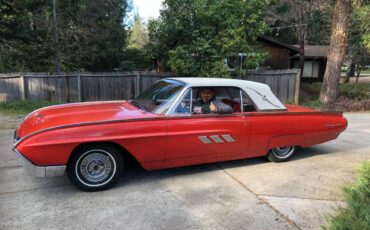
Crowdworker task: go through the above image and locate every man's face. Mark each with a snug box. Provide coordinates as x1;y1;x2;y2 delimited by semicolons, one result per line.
200;88;214;103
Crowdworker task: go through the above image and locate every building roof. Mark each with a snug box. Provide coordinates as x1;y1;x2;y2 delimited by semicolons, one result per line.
292;45;329;58
258;36;300;53
168;77;287;111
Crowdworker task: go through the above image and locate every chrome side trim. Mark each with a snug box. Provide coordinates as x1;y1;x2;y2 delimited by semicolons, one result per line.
326;124;343;128
12;148;66;177
13;129;20;143
240;89;244;113
222;134;235;142
12;116;166;148
210;135;224;143
198;136;212;144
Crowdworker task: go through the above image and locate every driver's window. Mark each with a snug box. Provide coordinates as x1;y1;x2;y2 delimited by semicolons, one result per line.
173;89;192;115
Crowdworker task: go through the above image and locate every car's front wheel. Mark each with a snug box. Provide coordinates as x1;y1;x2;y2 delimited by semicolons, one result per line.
67;144;123;191
267;146;296;162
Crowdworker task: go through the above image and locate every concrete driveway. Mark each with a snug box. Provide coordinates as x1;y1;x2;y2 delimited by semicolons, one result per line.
0;113;369;230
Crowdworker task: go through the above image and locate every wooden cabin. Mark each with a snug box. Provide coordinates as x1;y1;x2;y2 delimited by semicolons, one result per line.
257;35;299;69
291;46;329;81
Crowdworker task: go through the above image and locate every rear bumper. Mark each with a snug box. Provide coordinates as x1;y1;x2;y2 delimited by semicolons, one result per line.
12;148;66;177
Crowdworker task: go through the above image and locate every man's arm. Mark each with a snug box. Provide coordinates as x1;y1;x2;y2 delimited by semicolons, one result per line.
213;100;233;114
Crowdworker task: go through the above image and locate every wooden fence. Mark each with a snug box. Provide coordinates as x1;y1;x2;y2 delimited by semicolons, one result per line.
0;70;300;104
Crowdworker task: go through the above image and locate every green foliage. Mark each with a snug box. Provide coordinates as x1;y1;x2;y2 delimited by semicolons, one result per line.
65;0;128;71
0;1;54;72
347;4;370;69
128;14;149;49
266;0;333;46
300;82;370;108
120;48;152;71
299;82;322;107
147;0;270;77
0;0;129;72
168;46;198;76
355;4;370;51
0;100;58;116
339;83;370;101
306;8;332;45
324;160;370;230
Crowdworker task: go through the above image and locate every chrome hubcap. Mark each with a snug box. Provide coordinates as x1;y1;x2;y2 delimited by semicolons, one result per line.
76;150;116;186
272;146;295;159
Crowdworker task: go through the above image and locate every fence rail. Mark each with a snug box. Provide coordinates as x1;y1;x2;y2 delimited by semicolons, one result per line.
0;70;300;104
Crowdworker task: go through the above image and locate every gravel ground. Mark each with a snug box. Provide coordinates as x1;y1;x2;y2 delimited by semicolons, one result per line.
0;113;23;130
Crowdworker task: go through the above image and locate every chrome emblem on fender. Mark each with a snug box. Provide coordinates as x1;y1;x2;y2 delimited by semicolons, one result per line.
198;134;236;144
222;134;235;142
210;135;224;143
198;136;212;144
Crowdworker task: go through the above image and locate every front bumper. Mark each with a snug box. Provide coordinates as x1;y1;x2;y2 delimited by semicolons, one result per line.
12;148;66;177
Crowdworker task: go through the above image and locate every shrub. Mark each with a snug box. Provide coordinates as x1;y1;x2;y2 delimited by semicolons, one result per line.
0;100;58;116
300;82;370;111
339;83;370;101
324;160;370;229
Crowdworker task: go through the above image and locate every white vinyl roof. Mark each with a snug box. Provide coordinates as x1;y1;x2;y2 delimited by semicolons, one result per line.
168;77;287;111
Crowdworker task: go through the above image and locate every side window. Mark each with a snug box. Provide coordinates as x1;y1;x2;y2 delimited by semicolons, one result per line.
241;91;257;112
173;89;192;115
193;87;242;114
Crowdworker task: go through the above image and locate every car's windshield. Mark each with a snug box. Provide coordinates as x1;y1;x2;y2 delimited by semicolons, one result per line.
130;79;185;114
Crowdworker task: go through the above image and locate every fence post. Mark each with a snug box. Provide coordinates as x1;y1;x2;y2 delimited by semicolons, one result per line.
77;74;82;102
20;75;26;100
294;69;301;105
135;72;140;97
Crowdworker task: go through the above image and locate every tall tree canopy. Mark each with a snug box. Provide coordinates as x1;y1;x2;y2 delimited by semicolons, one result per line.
344;3;370;83
0;1;52;71
266;0;333;45
147;0;270;77
129;13;149;49
0;0;129;72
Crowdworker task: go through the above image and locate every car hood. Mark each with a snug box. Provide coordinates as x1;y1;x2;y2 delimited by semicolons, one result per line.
16;101;159;138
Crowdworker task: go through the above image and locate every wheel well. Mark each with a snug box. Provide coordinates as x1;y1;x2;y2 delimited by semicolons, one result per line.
266;134;306;153
68;142;143;169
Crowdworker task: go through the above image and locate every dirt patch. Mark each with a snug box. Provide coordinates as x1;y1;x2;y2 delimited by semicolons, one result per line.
0;113;24;130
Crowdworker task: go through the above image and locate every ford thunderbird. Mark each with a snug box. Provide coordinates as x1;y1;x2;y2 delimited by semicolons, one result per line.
12;78;347;191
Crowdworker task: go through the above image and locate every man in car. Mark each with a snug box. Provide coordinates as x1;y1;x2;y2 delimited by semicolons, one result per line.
194;88;233;114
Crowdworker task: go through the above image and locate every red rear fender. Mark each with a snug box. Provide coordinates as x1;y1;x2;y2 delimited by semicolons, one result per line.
266;134;306;152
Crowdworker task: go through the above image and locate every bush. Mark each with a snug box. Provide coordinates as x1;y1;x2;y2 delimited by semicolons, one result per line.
119;48;152;71
0;100;58;116
324;161;370;229
339;83;370;101
323;97;370;112
300;82;370;111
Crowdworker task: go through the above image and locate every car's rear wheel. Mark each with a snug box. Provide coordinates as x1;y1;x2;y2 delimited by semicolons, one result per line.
67;144;123;191
267;146;296;162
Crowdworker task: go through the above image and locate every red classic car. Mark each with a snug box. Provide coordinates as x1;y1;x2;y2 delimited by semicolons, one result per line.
13;78;347;191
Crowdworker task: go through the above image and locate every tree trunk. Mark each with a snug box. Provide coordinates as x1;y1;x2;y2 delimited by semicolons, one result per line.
355;64;361;83
52;0;62;72
319;0;350;104
299;38;305;79
344;61;355;83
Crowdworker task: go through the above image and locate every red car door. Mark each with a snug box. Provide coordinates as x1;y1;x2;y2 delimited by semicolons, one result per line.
166;114;250;168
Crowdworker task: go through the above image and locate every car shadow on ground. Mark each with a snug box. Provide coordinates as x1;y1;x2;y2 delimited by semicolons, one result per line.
115;146;335;189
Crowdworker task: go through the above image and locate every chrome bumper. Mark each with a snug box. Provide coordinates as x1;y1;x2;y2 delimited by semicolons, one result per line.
12;148;66;177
